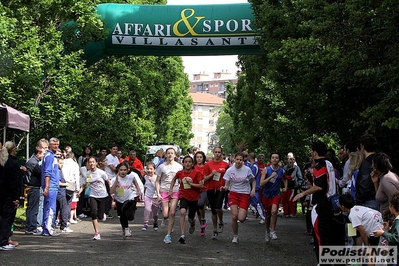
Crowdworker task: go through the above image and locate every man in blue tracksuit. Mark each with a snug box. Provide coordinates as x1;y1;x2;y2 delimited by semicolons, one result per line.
41;137;60;236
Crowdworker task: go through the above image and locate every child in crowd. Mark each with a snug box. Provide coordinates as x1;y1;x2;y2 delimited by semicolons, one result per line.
55;158;73;233
110;161;142;239
142;162;159;231
69;192;79;223
170;156;203;244
373;190;399;263
339;194;383;246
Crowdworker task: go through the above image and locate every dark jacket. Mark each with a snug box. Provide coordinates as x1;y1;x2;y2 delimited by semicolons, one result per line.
0;155;21;201
24;154;42;188
355;154;375;205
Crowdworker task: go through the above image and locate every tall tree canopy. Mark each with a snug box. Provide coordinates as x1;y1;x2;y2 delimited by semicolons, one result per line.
226;0;399;167
0;0;192;158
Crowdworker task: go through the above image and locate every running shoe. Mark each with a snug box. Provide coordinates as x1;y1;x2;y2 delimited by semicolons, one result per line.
218;223;224;233
259;219;265;224
124;228;132;238
265;231;270;242
78;214;87;219
142;224;148;231
178;235;186;244
25;229;42;235
189;222;195;234
0;244;15;251
270;230;278;240
200;222;207;236
161;219;166;229
93;233;101;240
69;219;77;224
163;234;172;244
102;214;106;222
62;227;73;233
232;236;239;244
154;222;158;231
212;231;218;240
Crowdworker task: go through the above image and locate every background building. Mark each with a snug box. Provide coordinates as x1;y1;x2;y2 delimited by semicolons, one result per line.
189;92;224;153
189;70;237;98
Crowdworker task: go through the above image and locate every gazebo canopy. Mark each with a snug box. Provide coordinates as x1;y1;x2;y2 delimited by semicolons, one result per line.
0;104;30;133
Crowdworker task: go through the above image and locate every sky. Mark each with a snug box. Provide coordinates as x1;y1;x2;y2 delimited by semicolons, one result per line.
167;0;248;79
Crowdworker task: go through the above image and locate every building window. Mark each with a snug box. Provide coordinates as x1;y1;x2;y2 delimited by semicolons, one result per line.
209;120;214;125
209;107;214;113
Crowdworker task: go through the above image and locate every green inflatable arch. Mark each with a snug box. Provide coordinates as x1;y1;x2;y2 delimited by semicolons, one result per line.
84;3;260;65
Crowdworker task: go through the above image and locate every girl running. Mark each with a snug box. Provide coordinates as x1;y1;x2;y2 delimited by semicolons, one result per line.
110;161;142;239
203;146;229;240
170;156;203;244
86;156;109;240
221;152;255;244
142;162;159;231
194;151;208;236
155;147;183;244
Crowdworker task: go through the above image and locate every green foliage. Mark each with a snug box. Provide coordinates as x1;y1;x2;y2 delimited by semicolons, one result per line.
0;0;192;161
229;0;399;167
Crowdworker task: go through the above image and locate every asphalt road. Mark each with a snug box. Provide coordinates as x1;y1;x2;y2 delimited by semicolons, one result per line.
2;206;316;266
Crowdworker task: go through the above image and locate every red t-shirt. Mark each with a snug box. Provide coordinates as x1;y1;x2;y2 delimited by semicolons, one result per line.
194;164;207;191
175;169;203;201
203;160;229;191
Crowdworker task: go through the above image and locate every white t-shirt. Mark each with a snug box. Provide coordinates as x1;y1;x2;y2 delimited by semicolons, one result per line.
111;172;139;203
80;166;88;188
156;161;183;193
87;168;109;199
224;165;254;194
349;205;383;236
105;154;119;179
144;174;157;198
62;158;80;191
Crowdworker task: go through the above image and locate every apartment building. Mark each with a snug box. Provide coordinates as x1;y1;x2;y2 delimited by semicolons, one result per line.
189;92;224;153
189;70;237;98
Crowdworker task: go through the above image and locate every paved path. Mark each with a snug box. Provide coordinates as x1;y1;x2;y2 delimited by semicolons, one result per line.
2;206;316;266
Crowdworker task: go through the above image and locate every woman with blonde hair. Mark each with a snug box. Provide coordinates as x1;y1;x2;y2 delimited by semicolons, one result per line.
347;151;365;201
0;141;21;250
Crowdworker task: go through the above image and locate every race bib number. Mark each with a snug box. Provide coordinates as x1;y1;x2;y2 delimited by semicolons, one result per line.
213;172;221;181
86;174;92;183
269;175;277;183
116;187;124;197
183;178;191;189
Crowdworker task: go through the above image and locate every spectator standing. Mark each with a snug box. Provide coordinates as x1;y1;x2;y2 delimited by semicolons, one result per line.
24;148;45;235
62;152;80;224
41;137;61;237
355;134;378;210
124;150;144;176
78;146;91;167
0;141;21;251
371;153;399;215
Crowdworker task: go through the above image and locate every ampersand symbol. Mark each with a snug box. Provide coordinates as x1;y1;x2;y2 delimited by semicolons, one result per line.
173;9;205;37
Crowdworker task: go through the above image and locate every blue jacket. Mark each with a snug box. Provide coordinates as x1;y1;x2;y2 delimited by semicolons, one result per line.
41;150;60;190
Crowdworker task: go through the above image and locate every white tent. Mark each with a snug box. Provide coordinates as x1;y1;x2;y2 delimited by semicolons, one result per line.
0;104;30;159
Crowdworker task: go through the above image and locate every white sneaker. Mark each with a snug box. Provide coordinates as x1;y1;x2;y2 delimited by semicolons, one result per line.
62;227;73;233
78;214;87;219
69;219;77;224
102;214;106;222
0;244;15;251
93;233;101;240
232;236;239;244
270;230;278;240
124;228;132;237
259;219;265;224
265;231;270;242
